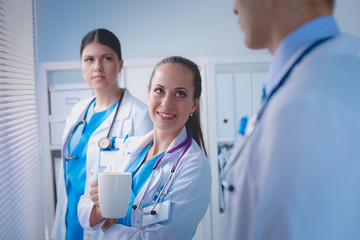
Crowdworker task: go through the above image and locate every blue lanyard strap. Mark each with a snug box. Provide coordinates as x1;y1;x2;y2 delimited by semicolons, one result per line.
259;37;332;120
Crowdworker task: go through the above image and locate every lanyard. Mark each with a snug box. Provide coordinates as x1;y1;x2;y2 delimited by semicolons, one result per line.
153;131;193;171
221;37;332;191
132;131;193;215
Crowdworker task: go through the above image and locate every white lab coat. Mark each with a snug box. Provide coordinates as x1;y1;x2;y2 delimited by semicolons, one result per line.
225;34;360;239
78;127;212;240
51;89;153;240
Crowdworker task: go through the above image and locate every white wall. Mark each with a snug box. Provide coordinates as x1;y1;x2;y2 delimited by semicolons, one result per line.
36;0;360;63
35;0;253;62
334;0;360;38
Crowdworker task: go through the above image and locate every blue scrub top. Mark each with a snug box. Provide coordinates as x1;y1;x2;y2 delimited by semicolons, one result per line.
65;99;118;240
117;142;164;226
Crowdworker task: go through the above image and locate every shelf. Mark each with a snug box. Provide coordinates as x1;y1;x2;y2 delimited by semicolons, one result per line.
49;145;61;151
217;137;235;144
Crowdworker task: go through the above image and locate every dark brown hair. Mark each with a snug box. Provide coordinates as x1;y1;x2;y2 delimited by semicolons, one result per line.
80;28;122;60
326;0;335;9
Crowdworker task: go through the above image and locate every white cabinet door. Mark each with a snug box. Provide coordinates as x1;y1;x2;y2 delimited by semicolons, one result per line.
215;73;235;139
49;83;93;146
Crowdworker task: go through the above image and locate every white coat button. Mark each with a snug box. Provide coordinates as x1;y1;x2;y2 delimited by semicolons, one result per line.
90;172;94;175
87;233;90;236
136;220;140;224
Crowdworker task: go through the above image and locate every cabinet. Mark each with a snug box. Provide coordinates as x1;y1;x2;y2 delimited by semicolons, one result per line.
206;55;270;240
49;83;93;146
215;72;266;141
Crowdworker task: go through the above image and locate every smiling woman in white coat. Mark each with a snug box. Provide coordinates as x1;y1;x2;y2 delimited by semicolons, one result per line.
78;56;212;240
51;28;153;240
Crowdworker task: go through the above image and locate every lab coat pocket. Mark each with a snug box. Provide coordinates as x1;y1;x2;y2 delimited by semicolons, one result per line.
99;149;119;169
99;136;127;169
141;197;171;227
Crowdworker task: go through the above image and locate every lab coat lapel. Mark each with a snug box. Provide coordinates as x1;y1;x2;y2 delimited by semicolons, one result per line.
114;89;132;120
114;131;155;172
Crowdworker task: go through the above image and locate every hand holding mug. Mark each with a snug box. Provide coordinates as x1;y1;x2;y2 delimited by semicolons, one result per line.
90;179;100;208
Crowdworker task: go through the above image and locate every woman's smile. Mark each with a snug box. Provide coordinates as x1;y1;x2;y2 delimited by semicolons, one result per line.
157;111;177;120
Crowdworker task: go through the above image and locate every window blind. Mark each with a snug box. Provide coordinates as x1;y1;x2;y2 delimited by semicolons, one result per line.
0;0;45;239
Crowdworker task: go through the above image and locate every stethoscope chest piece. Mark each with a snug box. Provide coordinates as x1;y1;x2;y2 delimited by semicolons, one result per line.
98;137;111;150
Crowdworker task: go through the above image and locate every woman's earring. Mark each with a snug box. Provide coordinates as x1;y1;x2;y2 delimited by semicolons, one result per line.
190;112;193;117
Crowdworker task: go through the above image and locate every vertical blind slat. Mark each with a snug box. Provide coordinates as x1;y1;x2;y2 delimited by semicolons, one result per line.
0;44;34;64
0;0;45;240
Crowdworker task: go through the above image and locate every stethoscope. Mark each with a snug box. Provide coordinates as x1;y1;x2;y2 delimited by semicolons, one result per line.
221;37;332;192
64;90;124;160
132;132;193;215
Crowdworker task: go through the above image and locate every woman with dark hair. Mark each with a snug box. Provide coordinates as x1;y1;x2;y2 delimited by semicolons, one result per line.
148;56;207;156
78;56;211;239
51;28;152;240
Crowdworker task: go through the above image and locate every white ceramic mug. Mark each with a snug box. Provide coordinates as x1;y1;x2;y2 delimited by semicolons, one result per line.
98;172;132;218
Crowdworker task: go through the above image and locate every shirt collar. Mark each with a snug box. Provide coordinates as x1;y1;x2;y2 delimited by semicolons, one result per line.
264;15;340;96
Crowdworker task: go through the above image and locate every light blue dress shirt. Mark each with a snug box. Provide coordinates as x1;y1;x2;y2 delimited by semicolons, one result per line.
264;16;340;97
